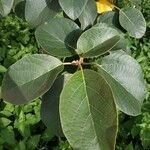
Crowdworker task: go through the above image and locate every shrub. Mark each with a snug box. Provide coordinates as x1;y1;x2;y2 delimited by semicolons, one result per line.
0;0;148;149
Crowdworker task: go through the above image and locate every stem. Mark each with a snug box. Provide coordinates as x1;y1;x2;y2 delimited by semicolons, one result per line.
63;62;73;65
113;5;121;11
82;62;95;65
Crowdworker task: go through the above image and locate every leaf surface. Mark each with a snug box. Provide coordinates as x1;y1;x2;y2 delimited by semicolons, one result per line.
97;50;147;116
25;0;61;28
41;74;71;137
2;54;64;104
59;0;88;20
119;7;146;38
35;18;81;57
0;0;14;17
60;69;117;150
79;0;97;29
76;25;120;57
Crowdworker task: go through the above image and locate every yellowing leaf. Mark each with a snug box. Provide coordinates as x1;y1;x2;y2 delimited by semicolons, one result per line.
96;0;114;14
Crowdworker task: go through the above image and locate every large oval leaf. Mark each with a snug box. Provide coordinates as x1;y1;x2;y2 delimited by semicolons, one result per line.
97;50;147;116
78;0;97;29
59;0;88;20
76;25;120;57
60;69;117;150
0;0;14;17
35;18;82;57
119;7;146;38
25;0;61;28
41;74;71;137
2;54;64;105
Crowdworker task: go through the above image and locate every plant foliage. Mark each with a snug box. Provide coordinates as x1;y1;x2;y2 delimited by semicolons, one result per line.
0;0;148;149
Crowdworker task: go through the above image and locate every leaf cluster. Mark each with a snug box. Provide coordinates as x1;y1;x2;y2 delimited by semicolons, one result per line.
0;0;148;149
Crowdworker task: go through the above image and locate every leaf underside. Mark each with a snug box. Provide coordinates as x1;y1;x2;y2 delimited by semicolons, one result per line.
97;50;147;116
2;54;63;104
60;69;117;150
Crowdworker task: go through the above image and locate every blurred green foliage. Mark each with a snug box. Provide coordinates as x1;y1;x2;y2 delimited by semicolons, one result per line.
0;14;38;86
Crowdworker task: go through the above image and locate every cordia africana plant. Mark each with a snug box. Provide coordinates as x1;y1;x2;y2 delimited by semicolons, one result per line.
0;0;148;149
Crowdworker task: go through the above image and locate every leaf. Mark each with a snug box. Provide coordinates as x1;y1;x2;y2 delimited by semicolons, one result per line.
97;11;121;29
0;126;16;146
97;50;147;116
25;0;61;28
0;65;7;73
96;0;114;14
0;0;14;17
110;36;128;51
13;0;25;19
94;22;127;52
2;54;64;105
35;18;82;57
41;74;71;137
119;7;146;38
13;0;24;7
76;25;120;57
0;118;11;128
59;0;88;20
27;135;40;150
78;0;97;29
60;69;117;150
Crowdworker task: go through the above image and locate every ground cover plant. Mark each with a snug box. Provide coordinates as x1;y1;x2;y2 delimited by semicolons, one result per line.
0;0;149;149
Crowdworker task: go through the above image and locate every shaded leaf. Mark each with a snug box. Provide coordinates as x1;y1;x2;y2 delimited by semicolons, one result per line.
41;74;71;137
35;18;81;57
97;11;121;29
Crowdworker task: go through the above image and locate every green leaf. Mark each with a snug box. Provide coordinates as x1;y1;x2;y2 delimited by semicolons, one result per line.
0;126;16;146
27;135;40;150
0;0;14;17
0;65;7;73
0;117;11;128
13;0;24;7
76;25;120;57
2;54;64;105
60;69;117;150
97;11;120;29
41;74;71;137
35;18;81;57
25;0;61;28
141;126;150;149
13;0;25;19
110;36;128;51
97;50;147;116
59;0;88;20
78;0;97;29
125;143;134;150
119;7;146;38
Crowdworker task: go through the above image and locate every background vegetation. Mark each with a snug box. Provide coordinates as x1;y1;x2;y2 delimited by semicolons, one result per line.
0;0;150;149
